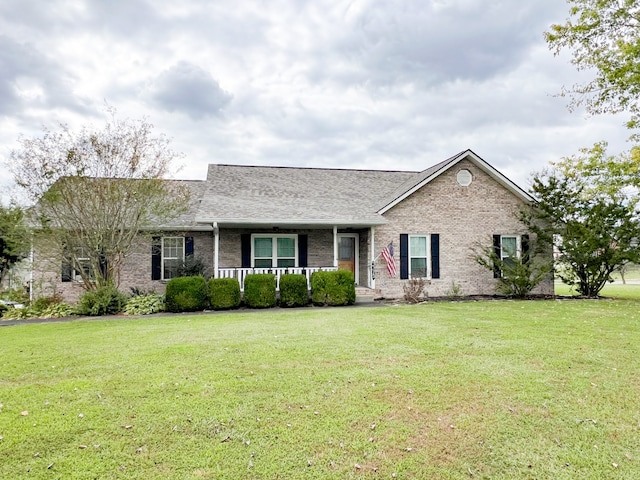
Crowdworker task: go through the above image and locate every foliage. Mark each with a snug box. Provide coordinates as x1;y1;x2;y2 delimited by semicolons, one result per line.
76;284;127;316
524;144;640;297
243;274;277;308
279;273;309;307
472;239;552;298
39;302;76;319
403;278;429;303
446;281;464;299
165;276;208;313
129;286;158;297
0;203;30;285
177;255;211;278
0;303;6;317
0;286;29;304
30;293;65;312
545;0;640;132
208;278;241;310
1;306;31;320
124;293;165;315
10;108;189;290
311;270;356;306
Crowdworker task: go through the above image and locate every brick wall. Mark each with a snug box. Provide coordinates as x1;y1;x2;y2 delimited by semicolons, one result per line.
31;231;215;302
374;159;554;298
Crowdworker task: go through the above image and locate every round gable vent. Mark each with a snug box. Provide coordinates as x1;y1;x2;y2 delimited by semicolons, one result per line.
457;169;473;187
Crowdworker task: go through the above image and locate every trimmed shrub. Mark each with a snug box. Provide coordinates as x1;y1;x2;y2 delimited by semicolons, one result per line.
279;274;309;307
124;293;165;315
165;276;209;313
0;303;7;317
77;285;127;316
208;278;241;310
311;270;356;306
243;274;276;308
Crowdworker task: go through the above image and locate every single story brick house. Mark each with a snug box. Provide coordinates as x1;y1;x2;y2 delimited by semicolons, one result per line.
32;149;554;301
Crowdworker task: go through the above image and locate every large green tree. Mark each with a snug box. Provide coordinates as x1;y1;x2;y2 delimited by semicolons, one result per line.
9;110;189;290
0;204;30;286
524;143;640;296
545;0;640;132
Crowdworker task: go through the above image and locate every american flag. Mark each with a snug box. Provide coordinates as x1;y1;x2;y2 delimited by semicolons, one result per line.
381;242;397;277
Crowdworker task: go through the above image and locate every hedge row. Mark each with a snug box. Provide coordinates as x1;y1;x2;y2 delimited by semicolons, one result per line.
164;271;356;312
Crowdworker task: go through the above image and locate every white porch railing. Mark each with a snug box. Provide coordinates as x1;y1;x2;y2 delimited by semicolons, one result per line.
217;266;338;292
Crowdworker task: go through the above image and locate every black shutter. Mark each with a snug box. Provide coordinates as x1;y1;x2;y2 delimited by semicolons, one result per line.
151;236;162;280
61;260;72;282
298;234;308;267
185;236;194;257
241;234;251;268
61;243;72;282
521;234;530;264
493;234;502;278
431;234;440;279
399;234;409;279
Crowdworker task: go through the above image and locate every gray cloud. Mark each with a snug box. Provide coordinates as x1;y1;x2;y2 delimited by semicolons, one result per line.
146;62;233;119
0;35;87;117
0;0;631;206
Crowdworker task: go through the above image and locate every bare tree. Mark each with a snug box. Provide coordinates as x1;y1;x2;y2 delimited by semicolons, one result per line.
10;109;189;290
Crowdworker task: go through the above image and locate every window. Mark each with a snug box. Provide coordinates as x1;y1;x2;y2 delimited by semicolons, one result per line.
493;235;527;278
500;235;520;268
74;246;94;281
409;235;429;278
252;235;297;268
162;237;185;280
399;233;440;280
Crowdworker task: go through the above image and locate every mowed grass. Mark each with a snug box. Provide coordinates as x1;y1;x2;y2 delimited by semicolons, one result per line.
2;292;640;479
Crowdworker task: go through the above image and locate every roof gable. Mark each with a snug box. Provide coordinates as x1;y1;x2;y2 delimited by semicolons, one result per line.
377;149;533;214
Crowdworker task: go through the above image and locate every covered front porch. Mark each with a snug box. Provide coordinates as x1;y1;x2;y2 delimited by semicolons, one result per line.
207;223;381;291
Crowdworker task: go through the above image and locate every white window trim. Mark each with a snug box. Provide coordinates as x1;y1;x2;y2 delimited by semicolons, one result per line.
409;234;431;279
500;235;522;262
162;236;185;280
251;234;298;268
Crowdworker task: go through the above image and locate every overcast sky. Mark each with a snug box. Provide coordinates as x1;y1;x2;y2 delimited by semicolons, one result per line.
0;0;633;205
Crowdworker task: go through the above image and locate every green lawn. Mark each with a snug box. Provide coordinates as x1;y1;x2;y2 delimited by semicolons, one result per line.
2;293;640;479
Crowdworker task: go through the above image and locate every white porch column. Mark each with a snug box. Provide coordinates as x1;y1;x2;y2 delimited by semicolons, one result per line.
213;222;219;278
369;226;375;289
333;226;338;268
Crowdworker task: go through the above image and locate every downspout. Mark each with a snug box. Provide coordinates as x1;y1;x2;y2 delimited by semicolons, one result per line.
213;222;219;278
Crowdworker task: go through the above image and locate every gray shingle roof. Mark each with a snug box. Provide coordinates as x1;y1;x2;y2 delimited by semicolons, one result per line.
196;165;417;226
190;149;531;227
156;179;209;229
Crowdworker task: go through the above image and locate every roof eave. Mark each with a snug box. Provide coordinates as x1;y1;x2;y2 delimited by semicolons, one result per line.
195;217;388;228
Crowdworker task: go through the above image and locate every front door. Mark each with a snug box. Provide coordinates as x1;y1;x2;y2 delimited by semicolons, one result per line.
337;234;359;284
